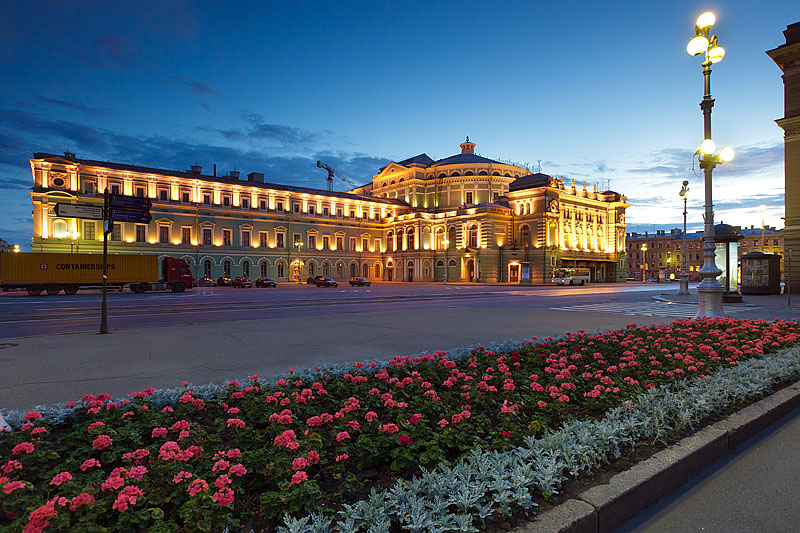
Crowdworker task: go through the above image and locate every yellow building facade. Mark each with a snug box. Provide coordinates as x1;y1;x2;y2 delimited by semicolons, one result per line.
29;139;628;283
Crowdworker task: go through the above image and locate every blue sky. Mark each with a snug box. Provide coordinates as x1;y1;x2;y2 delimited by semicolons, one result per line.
1;1;796;247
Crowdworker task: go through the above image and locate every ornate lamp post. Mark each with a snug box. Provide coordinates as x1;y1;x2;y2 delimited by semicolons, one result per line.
442;237;449;284
295;241;304;284
677;180;691;295
686;11;735;318
760;205;766;252
641;243;648;283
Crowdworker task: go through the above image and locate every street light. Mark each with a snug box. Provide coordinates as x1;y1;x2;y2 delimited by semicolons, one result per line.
760;205;766;252
295;241;304;284
641;243;648;283
442;237;449;284
687;11;734;319
69;229;80;254
678;180;691;295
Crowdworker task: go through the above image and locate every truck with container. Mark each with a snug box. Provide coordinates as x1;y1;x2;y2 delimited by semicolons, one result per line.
0;253;193;295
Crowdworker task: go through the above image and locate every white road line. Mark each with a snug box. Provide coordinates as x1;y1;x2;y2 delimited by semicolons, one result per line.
549;302;748;318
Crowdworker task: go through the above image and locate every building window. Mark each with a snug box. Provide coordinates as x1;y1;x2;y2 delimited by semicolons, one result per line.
223;196;231;207
350;263;357;278
203;194;211;205
181;191;190;203
223;260;231;277
241;230;251;247
242;197;249;209
243;261;250;278
309;263;316;277
362;238;369;252
111;223;121;241
323;235;330;250
468;226;478;248
277;262;285;277
375;263;381;278
110;184;121;195
309;204;315;215
336;236;344;250
136;225;146;243
181;227;191;245
493;192;499;202
84;181;96;194
293;233;302;247
260;200;267;210
407;228;415;250
349;210;356;218
223;229;232;246
337;208;343;217
260;232;268;247
294;203;300;213
83;221;95;241
374;239;381;252
202;228;212;245
324;263;330;277
204;260;212;277
276;201;284;211
135;187;146;198
159;226;170;244
159;189;169;201
309;235;316;249
349;237;356;251
466;191;474;204
276;232;285;248
363;263;369;278
323;207;329;216
261;262;268;277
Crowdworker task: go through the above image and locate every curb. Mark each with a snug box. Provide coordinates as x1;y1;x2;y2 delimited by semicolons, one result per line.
513;379;800;533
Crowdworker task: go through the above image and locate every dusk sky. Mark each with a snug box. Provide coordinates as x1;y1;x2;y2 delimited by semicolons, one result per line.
1;1;797;248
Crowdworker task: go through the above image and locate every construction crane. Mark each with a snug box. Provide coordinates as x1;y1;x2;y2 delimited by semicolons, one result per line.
317;160;359;192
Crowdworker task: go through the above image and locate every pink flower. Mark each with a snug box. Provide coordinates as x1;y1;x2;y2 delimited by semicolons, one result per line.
290;470;308;484
151;427;168;438
364;411;378;422
379;423;399;434
23;411;42;421
187;478;209;496
80;458;101;471
213;459;230;472
336;431;351;442
213;487;235;506
2;460;23;473
50;471;72;486
92;434;113;450
398;434;413;446
69;492;95;511
12;442;34;455
226;448;242;459
502;430;511;437
214;474;232;488
292;457;309;470
307;450;320;464
409;413;422;424
173;471;193;483
537;401;548;408
438;419;449;428
226;418;246;429
2;480;27;494
112;485;143;512
335;454;349;462
87;421;105;432
229;463;248;477
126;466;148;481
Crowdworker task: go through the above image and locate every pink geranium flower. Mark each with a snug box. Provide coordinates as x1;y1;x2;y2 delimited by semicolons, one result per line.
290;470;308;484
49;472;72;486
92;435;113;450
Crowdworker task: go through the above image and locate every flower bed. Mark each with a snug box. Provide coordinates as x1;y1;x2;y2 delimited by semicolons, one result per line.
2;317;799;532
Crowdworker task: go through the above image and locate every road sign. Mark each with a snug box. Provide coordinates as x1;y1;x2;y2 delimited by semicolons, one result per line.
109;207;152;224
109;194;152;210
54;203;104;220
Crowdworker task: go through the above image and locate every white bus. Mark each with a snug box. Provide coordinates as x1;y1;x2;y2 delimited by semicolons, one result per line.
552;267;591;286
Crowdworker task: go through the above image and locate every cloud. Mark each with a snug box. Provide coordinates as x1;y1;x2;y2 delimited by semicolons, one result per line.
209;111;328;148
37;97;113;118
163;75;225;99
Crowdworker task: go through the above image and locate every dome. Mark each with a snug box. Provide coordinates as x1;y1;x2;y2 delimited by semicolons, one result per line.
713;223;741;243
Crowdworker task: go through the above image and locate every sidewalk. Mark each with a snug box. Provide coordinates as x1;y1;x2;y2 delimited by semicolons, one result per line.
652;288;800;321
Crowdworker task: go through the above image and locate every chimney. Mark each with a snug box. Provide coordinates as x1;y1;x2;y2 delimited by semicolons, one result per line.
190;165;202;174
248;172;265;183
229;170;240;179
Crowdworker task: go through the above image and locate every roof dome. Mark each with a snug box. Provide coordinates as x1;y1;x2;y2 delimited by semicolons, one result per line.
714;223;742;243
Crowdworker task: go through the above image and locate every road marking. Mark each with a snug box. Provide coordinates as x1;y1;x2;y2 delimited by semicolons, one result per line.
550;302;749;318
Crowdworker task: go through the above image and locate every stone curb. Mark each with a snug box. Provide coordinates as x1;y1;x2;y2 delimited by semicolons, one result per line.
513;379;800;533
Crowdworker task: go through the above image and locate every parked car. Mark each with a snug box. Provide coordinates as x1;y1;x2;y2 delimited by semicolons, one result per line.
216;276;232;286
197;276;217;287
232;277;252;288
307;276;325;285
349;277;371;286
255;277;277;288
315;277;338;287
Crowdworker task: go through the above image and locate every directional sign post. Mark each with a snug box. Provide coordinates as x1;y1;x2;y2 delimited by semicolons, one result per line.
54;203;103;220
109;194;152;210
109;208;152;224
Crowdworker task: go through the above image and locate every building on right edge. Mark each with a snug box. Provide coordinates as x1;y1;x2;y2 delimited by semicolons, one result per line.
767;21;800;292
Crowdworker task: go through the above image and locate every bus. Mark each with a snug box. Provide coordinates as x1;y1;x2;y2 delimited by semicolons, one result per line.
552;267;591;286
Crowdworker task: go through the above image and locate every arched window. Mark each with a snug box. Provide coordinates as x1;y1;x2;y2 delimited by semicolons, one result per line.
309;263;315;277
53;219;68;238
436;227;445;249
223;260;231;277
323;262;330;277
478;170;488;176
204;260;212;277
362;263;368;278
242;260;250;278
350;263;357;278
260;261;268;277
448;226;457;249
436;260;444;267
520;225;531;247
337;263;344;278
438;173;446;178
450;171;461;177
387;231;394;252
395;229;403;251
468;226;478;248
277;262;285;277
374;263;381;278
406;227;415;250
464;171;474;176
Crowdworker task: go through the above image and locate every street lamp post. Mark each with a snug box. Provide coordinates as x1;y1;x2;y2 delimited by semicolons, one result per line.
69;229;80;254
442;237;449;284
295;241;304;284
641;243;648;283
686;11;735;318
760;205;766;252
677;180;691;295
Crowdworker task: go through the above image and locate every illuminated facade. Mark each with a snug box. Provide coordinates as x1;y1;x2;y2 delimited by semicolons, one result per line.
29;139;629;283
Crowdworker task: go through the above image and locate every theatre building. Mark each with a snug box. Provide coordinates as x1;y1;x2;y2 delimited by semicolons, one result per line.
29;139;629;283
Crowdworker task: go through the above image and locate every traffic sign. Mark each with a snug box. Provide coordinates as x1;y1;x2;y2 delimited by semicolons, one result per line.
54;203;104;220
109;207;152;224
109;194;152;210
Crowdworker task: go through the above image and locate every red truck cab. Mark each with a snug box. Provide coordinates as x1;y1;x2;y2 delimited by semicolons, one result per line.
161;257;194;288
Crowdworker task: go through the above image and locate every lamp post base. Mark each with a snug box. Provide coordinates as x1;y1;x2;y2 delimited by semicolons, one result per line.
676;273;690;295
694;283;724;318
